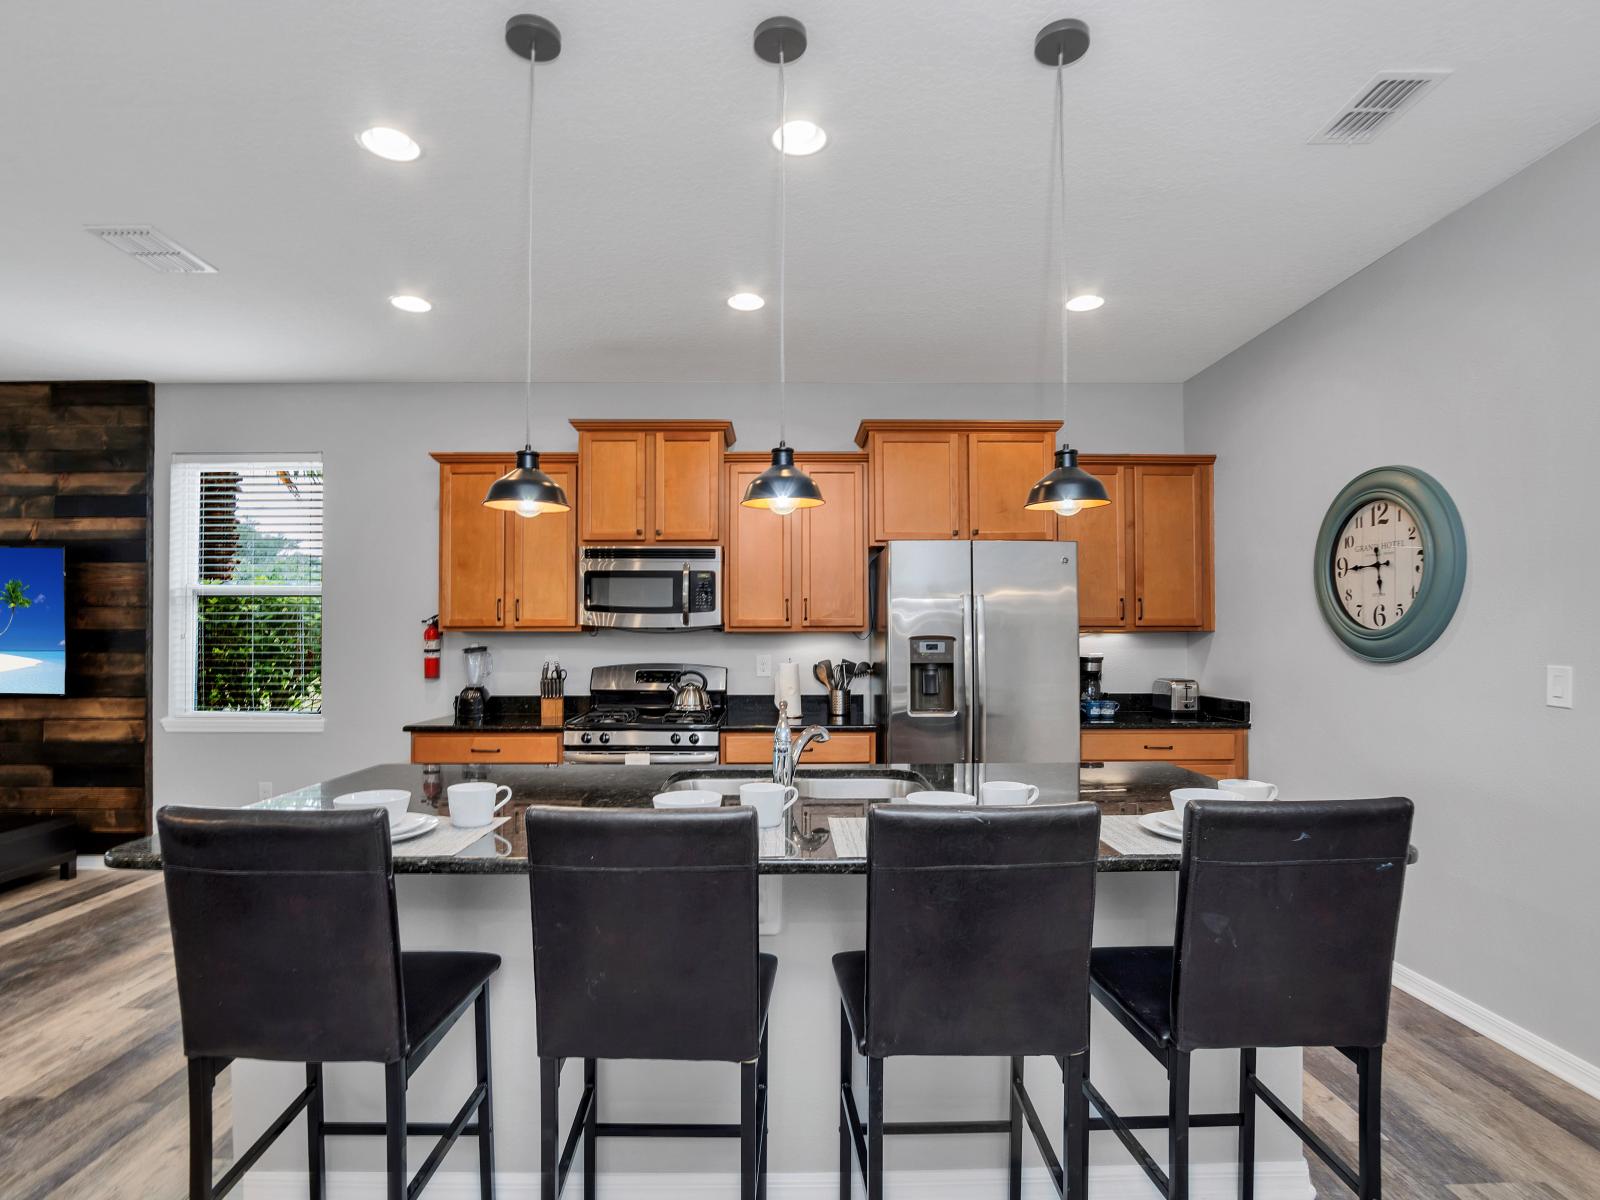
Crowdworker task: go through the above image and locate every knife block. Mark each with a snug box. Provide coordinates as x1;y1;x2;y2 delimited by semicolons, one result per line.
540;698;564;728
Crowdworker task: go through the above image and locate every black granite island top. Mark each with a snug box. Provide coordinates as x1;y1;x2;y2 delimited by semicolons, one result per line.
1082;692;1252;731
105;760;1247;876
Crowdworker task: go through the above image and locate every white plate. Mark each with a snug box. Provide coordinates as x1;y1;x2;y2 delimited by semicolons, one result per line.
1138;812;1184;841
390;814;439;843
1153;810;1184;832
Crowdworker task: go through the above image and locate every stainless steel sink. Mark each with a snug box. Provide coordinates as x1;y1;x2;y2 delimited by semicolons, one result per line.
661;770;930;802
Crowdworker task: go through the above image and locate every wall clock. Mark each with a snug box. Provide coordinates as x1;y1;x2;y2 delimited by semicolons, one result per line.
1313;466;1466;663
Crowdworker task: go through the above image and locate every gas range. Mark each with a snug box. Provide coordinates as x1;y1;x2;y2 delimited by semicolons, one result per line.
563;663;728;764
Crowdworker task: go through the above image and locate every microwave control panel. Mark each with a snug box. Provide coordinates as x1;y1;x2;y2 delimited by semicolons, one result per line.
689;571;718;613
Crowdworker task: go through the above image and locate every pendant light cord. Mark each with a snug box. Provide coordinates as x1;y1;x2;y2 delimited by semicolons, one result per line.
1055;51;1070;434
776;46;790;446
523;46;538;448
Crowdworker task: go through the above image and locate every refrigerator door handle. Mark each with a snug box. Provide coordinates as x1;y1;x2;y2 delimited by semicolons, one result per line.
973;593;987;762
961;592;975;763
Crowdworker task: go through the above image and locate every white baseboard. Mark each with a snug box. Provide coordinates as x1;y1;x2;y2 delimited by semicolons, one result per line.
244;1161;1313;1199
1393;962;1600;1102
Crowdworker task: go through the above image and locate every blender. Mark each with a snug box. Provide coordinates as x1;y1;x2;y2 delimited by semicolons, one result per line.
455;645;493;725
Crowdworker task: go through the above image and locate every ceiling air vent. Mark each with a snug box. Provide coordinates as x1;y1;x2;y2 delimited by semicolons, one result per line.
1309;70;1451;145
85;225;218;273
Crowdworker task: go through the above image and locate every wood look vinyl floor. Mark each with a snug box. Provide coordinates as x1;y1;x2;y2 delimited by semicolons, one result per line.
2;871;1599;1197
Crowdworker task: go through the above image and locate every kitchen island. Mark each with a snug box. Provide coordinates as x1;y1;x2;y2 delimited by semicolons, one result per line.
107;761;1319;1196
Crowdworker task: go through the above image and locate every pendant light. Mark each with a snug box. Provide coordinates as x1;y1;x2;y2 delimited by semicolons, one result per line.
1024;19;1109;518
484;14;571;518
741;17;824;516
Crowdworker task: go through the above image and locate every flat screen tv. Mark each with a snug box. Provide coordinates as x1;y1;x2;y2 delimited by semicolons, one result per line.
0;546;66;696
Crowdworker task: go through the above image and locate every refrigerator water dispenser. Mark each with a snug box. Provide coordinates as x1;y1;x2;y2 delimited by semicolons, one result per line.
908;636;956;714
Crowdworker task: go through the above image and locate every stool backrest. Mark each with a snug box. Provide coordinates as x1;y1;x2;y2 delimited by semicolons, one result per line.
865;802;1101;1058
157;806;407;1063
1173;796;1414;1052
526;806;761;1062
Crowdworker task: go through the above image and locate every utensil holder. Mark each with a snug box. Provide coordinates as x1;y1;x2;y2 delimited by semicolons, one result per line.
540;698;564;727
829;690;848;721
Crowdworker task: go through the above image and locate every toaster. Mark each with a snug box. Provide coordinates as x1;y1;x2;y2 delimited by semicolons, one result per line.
1152;678;1200;717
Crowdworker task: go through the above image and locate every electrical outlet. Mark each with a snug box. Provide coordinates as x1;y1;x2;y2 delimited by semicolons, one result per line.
755;654;773;678
1547;665;1574;709
257;781;275;801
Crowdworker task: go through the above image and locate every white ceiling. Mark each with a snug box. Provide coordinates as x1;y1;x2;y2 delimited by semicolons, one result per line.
4;0;1600;385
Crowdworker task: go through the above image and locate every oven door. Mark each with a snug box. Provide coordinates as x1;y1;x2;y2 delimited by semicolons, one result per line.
565;749;720;765
579;547;722;630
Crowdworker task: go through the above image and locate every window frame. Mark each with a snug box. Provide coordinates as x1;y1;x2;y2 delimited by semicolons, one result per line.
162;453;326;734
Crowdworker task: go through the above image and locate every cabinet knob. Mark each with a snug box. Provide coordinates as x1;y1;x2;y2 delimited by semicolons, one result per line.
952;528;959;537
972;528;978;537
655;528;662;536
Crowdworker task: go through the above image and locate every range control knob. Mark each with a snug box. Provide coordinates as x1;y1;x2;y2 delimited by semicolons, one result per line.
688;733;700;745
580;732;592;745
599;732;611;745
671;733;682;745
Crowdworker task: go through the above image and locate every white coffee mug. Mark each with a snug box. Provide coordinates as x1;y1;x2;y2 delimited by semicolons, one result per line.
740;781;799;828
1170;786;1243;819
447;781;513;828
1217;779;1279;803
980;780;1040;806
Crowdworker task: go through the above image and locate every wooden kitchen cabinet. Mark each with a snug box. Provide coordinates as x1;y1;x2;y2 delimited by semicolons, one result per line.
573;420;734;543
433;453;579;632
854;420;1059;543
1079;727;1247;778
722;730;877;765
411;731;562;765
1060;455;1214;633
724;454;868;632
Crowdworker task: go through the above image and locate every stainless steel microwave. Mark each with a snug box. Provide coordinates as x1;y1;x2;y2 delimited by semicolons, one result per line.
579;546;723;630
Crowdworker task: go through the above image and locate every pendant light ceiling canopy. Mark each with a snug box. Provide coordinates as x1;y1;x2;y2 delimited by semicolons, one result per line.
741;16;825;516
1024;18;1109;519
484;13;570;518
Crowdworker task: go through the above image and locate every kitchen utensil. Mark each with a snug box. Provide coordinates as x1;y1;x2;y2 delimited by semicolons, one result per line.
813;661;832;690
1170;786;1243;820
669;669;712;716
390;813;442;843
447;781;513;828
331;790;411;827
980;781;1040;806
739;781;799;828
1216;778;1279;803
652;791;722;810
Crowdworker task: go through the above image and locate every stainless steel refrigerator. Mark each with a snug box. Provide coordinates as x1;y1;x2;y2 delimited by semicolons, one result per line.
870;540;1080;764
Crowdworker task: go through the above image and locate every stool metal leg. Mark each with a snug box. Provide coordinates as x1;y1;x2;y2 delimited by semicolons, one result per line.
306;1063;326;1200
1237;1049;1256;1200
757;1026;770;1200
385;1061;407;1200
740;1056;759;1200
838;1006;852;1200
583;1058;597;1200
475;989;496;1200
187;1058;214;1200
867;1057;884;1200
1008;1056;1024;1200
1064;1051;1088;1200
1357;1047;1383;1199
1167;1051;1191;1200
541;1058;560;1200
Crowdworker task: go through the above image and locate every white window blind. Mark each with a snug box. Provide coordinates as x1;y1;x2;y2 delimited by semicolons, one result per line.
166;456;324;730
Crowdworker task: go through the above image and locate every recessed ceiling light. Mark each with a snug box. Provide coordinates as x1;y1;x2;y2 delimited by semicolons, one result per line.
1065;294;1105;312
727;292;765;311
358;127;422;162
771;120;827;156
390;294;432;313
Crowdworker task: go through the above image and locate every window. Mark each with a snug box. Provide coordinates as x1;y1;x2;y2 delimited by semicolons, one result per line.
165;456;324;732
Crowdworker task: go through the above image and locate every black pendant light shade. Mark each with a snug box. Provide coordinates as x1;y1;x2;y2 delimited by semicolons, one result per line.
1025;445;1109;514
485;446;570;516
741;442;823;514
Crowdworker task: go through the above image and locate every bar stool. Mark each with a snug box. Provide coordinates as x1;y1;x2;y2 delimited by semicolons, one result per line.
834;802;1102;1200
525;806;774;1200
158;806;501;1200
1087;796;1414;1199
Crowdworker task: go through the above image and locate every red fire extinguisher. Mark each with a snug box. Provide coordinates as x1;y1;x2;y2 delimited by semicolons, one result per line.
421;615;441;679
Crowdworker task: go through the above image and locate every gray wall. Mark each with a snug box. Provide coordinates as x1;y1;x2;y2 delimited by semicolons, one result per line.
153;381;1189;809
1185;125;1600;1063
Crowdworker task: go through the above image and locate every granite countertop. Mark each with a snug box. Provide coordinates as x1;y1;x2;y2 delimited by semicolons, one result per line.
105;760;1222;876
723;693;875;732
405;693;876;735
1082;693;1251;731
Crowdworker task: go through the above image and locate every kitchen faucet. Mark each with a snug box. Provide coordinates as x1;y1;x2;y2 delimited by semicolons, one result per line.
772;701;830;788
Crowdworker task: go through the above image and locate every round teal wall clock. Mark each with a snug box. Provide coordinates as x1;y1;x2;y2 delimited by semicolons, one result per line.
1313;466;1466;663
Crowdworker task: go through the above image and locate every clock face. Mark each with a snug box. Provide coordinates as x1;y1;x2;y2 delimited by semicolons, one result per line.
1330;497;1425;630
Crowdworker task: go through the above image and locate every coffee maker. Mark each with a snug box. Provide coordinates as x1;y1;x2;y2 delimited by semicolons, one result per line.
1079;654;1104;703
454;645;492;725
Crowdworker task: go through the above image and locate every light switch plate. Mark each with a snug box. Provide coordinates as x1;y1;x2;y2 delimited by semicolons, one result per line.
1546;665;1574;709
755;654;773;678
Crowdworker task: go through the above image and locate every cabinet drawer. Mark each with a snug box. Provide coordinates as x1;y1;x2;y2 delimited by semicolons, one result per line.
1080;729;1240;763
721;731;877;765
411;732;562;764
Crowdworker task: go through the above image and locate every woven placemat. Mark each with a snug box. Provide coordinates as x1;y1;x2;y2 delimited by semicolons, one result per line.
393;815;510;858
1099;813;1181;857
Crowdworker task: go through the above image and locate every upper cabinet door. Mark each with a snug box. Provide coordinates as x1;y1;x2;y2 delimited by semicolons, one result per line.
1062;464;1130;630
652;429;722;541
799;462;868;630
724;463;794;630
1133;462;1213;629
439;461;508;629
511;461;577;629
967;430;1057;540
869;430;964;541
579;429;647;542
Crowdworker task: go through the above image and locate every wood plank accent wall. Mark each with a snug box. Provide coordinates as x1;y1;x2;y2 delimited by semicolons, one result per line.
0;382;152;850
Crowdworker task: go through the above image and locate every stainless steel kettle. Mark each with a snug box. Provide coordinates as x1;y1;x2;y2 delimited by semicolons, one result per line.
669;669;712;715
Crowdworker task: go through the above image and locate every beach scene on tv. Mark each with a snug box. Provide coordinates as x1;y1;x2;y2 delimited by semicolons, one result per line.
0;546;66;695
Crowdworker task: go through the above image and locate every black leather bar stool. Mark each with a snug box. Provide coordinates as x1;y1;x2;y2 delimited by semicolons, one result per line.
525;806;774;1200
1087;796;1414;1199
159;806;501;1200
834;802;1102;1200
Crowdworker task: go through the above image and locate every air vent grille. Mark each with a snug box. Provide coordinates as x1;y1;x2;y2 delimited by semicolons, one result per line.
85;226;218;273
1310;71;1451;145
